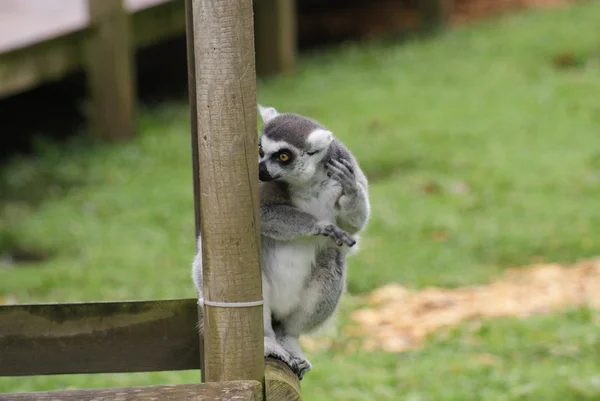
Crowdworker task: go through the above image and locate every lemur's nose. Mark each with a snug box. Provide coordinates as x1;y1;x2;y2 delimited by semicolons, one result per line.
258;162;274;182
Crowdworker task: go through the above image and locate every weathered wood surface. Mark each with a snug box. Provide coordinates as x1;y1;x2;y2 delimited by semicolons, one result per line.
86;0;136;141
0;299;201;376
254;0;297;76
190;0;264;383
0;382;262;401
265;358;302;401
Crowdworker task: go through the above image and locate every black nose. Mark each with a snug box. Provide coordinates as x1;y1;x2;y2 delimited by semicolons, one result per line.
259;162;273;182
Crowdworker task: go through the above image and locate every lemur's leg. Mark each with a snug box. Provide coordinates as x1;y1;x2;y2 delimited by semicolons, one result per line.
276;247;347;380
196;256;293;366
263;300;295;367
261;204;355;247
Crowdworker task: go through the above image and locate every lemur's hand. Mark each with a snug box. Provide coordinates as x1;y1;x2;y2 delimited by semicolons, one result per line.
314;221;356;247
326;159;358;195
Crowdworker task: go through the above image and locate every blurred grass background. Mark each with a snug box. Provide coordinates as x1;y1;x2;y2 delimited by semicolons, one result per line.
1;1;600;400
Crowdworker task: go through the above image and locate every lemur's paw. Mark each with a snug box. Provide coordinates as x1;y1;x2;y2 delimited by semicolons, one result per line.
326;158;357;194
289;355;312;380
317;222;356;247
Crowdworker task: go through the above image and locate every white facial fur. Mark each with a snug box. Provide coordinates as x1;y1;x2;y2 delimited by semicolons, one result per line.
259;136;301;183
260;135;288;155
260;128;333;185
306;129;333;153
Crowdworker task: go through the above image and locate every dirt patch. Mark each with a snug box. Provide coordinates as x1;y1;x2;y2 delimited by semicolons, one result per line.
345;258;600;353
451;0;576;24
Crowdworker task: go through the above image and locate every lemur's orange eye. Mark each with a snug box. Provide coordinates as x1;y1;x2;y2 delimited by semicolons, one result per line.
279;153;289;162
259;146;264;157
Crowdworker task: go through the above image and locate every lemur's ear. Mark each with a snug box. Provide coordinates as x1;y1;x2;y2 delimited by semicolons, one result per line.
258;105;279;123
307;129;333;152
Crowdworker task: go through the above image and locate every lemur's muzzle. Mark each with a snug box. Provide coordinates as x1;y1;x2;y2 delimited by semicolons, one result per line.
259;162;275;182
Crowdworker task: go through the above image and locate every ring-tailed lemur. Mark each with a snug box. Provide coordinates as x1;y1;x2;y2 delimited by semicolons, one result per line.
192;105;370;380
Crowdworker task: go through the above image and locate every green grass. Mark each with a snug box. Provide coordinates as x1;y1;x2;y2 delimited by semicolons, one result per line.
2;2;600;399
302;307;600;401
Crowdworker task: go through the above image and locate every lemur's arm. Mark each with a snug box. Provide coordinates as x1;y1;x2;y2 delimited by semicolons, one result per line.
260;204;355;247
327;159;371;234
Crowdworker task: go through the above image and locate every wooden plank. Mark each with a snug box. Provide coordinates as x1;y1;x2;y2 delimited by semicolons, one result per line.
254;0;296;76
0;1;186;99
265;358;301;401
0;299;201;376
85;0;136;141
0;1;87;54
0;381;262;401
0;0;179;55
0;31;85;99
190;0;265;383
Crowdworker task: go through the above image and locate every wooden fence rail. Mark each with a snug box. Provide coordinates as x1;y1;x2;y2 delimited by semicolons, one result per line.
0;298;300;399
0;383;262;401
0;299;200;376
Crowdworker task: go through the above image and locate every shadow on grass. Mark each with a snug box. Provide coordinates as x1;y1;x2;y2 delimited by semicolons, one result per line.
0;230;53;264
0;131;101;264
0;35;193;264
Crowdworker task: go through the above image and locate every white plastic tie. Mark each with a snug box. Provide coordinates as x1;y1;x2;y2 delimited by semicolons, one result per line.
198;298;264;308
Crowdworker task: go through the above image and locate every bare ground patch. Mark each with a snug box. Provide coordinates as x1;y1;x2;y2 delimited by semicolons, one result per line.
302;258;600;353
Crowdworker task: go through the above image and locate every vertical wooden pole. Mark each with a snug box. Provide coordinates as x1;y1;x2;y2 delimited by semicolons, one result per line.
254;0;297;76
86;0;136;141
419;0;453;31
190;0;264;384
184;0;205;383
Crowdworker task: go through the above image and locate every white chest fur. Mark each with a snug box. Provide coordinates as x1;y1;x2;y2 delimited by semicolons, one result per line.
290;177;343;221
262;177;343;318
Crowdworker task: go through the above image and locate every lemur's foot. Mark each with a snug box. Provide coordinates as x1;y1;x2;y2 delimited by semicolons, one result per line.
264;337;312;380
289;354;312;380
264;337;293;366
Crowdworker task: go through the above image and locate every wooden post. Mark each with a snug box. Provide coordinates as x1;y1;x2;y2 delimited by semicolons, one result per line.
184;0;205;383
189;0;264;384
85;0;136;141
419;0;453;31
254;0;297;76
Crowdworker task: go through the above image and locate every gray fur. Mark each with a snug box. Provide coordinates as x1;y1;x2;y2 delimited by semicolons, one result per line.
191;106;370;380
261;112;324;149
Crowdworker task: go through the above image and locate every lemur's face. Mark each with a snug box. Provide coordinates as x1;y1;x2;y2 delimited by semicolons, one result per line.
258;106;333;185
